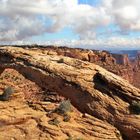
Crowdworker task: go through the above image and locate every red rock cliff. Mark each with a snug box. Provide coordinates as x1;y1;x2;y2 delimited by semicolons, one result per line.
112;54;130;66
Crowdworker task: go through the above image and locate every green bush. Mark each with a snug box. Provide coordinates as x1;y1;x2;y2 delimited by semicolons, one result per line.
66;137;73;140
48;118;60;126
0;87;14;101
57;100;72;115
66;137;84;140
130;101;140;114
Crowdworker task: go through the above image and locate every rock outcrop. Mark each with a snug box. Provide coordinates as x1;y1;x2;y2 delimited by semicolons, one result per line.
136;51;140;67
0;46;140;140
132;52;140;88
0;95;121;140
112;54;130;66
32;46;137;88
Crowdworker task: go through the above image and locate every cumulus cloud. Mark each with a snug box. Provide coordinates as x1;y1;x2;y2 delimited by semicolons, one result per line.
0;0;111;41
55;37;140;50
104;0;140;31
0;0;140;44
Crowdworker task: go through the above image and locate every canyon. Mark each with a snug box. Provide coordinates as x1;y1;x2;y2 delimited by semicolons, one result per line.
0;46;139;140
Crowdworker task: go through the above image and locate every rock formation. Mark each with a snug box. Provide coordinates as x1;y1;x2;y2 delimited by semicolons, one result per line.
112;54;130;66
136;51;140;67
24;46;136;87
36;46;139;88
132;52;140;88
0;46;140;140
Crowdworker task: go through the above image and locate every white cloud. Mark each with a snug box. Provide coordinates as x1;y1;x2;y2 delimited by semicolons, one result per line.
104;0;140;31
69;37;140;49
0;0;110;41
2;37;140;51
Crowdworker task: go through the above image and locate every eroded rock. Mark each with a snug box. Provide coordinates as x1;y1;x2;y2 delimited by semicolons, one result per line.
0;46;139;139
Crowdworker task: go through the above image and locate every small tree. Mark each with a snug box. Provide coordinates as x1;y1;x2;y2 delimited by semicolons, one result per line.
48;118;60;126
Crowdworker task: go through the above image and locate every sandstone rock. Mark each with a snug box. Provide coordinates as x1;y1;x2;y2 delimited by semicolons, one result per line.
27;46;138;88
112;54;130;66
0;46;140;139
0;91;121;140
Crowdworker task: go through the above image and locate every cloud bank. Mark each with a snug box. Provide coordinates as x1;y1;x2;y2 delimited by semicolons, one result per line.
0;0;140;47
103;0;140;32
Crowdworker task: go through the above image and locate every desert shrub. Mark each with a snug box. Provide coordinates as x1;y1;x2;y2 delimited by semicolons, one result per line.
0;87;14;101
63;114;71;122
66;137;84;140
57;100;72;115
57;58;64;63
4;87;14;95
66;137;73;140
48;118;60;126
4;74;10;79
130;101;140;114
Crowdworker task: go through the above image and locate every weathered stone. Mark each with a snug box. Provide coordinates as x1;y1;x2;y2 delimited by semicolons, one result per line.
0;46;140;139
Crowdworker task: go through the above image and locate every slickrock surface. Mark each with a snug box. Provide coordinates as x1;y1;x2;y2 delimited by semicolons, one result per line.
26;46;138;87
0;98;122;140
0;70;121;140
0;46;140;140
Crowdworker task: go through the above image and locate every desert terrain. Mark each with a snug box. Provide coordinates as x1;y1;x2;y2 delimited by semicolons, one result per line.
0;46;139;140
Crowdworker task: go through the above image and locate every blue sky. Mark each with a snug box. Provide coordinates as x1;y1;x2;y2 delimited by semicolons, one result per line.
0;0;140;49
79;0;101;6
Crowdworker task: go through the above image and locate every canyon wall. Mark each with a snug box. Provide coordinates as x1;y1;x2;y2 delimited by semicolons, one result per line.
132;52;140;88
112;54;130;66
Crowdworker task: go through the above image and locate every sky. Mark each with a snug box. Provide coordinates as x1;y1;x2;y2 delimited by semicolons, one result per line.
0;0;140;50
